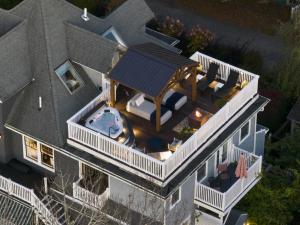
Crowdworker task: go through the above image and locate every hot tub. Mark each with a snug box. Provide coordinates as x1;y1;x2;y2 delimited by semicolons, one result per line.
85;106;123;139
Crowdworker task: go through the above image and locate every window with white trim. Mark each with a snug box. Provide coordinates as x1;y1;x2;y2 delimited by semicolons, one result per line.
23;136;55;171
197;163;206;182
102;26;127;47
170;187;181;209
55;61;83;94
240;121;250;143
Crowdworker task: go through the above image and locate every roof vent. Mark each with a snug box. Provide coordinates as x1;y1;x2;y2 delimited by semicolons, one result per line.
81;8;89;22
38;96;42;111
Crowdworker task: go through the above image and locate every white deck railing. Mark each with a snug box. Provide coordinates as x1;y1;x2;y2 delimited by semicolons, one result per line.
67;51;259;181
0;175;61;225
73;178;109;209
194;146;262;211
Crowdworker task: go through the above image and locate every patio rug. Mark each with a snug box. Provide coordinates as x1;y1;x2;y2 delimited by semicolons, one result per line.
173;117;189;133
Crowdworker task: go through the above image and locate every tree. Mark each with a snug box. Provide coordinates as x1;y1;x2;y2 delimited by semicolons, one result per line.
238;129;300;225
186;25;214;54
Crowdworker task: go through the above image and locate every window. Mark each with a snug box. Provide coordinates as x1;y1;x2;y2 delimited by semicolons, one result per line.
240;121;250;143
41;144;54;168
197;163;206;182
170;188;181;209
102;26;127;47
221;144;228;163
55;61;83;94
23;136;55;172
24;137;38;161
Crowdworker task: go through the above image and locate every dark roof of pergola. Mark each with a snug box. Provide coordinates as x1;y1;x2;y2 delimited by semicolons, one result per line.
110;43;198;97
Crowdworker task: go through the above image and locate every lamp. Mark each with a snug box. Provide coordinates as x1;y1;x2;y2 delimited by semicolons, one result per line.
195;109;202;118
0;133;2;140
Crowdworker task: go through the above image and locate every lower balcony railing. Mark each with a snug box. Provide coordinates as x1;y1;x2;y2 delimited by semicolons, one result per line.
194;146;262;212
73;178;109;209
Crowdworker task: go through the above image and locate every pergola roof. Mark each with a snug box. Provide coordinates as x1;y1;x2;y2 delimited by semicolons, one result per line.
110;43;198;97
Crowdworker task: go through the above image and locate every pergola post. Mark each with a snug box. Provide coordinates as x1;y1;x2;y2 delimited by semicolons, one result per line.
155;97;162;132
191;66;197;102
110;79;116;107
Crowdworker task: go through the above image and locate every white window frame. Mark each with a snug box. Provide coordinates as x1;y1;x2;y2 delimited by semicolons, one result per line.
181;215;191;225
22;135;55;172
170;187;181;210
102;26;127;47
55;60;84;95
239;121;250;144
196;162;207;183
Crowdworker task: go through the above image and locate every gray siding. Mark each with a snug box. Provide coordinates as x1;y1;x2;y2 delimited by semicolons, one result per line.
109;176;164;222
165;174;195;225
232;115;257;153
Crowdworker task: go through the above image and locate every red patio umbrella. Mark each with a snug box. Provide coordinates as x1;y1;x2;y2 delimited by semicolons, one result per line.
235;153;248;178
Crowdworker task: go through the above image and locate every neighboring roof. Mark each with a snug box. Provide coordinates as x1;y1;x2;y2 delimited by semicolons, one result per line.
287;98;300;123
110;43;197;97
0;191;34;225
225;209;248;225
63;96;269;198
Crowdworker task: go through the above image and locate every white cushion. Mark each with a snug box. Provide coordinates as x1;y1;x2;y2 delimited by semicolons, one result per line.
162;89;175;104
135;94;145;106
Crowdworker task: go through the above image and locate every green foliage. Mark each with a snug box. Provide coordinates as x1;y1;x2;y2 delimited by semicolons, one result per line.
186;25;214;54
157;16;185;38
238;130;300;225
179;127;194;139
0;0;23;10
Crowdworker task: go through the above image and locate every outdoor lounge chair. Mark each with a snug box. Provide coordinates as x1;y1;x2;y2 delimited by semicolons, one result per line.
162;89;187;111
126;93;172;125
213;70;240;98
198;62;219;92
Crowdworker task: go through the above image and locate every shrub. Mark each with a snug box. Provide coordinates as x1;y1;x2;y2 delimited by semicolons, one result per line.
186;25;214;54
157;16;185;38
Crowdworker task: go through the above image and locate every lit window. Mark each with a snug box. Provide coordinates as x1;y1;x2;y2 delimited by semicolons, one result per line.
24;137;38;161
23;136;55;172
197;163;206;182
170;188;181;209
55;61;83;94
240;121;250;143
41;145;54;168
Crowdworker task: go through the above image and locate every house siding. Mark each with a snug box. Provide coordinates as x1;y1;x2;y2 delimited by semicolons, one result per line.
232;115;257;153
109;176;165;223
165;174;195;225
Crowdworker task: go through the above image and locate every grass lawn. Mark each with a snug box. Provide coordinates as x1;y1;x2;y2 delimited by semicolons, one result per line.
175;0;290;35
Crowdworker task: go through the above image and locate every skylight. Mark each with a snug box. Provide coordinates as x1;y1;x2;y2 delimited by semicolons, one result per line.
55;61;83;94
102;26;127;47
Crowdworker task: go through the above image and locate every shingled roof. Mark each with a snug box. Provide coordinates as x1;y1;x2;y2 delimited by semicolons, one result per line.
1;0;180;147
110;43;197;97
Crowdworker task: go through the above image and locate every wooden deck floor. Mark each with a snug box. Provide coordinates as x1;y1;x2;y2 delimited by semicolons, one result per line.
114;80;223;154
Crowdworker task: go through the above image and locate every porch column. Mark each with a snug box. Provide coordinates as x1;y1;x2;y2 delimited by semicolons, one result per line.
155;97;161;132
110;79;116;107
191;66;197;102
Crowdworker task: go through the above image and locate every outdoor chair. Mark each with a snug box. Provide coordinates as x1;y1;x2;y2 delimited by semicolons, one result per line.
162;89;187;111
213;70;239;98
198;62;219;92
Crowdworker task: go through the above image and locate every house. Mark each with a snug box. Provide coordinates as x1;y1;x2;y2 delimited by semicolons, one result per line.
0;0;269;224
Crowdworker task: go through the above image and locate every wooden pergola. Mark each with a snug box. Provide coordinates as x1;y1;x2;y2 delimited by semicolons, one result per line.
109;43;198;132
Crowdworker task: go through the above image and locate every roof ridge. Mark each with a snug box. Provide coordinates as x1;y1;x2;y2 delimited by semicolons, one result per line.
38;0;63;146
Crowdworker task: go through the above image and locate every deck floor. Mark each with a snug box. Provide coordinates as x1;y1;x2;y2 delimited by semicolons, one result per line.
114;80;223;154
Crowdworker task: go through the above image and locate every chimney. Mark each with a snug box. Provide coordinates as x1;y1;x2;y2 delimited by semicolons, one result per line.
81;8;89;22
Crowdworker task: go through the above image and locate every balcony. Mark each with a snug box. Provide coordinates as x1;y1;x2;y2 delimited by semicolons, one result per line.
73;165;109;209
194;146;262;213
67;51;259;182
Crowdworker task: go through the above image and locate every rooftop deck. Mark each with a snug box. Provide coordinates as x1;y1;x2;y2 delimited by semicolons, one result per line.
67;51;259;182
